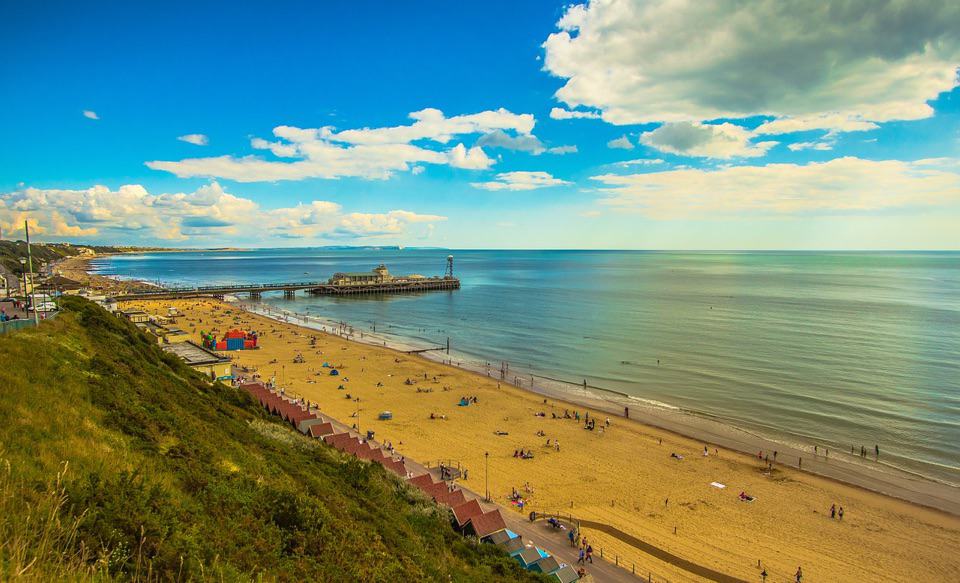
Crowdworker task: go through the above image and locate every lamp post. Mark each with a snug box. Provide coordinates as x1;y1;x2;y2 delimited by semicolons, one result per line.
24;221;39;325
18;258;26;299
484;451;490;502
356;396;361;434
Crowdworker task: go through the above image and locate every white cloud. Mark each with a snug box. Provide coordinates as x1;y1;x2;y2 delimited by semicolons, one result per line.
177;134;209;146
471;171;571;191
592;157;960;218
640;122;777;159
0;182;446;242
617;158;664;167
607;135;633;150
547;145;578;155
448;143;494;169
754;114;879;135
477;130;546;154
788;141;834;152
550;107;601;120
148;107;537;182
543;0;960;131
82;110;99;120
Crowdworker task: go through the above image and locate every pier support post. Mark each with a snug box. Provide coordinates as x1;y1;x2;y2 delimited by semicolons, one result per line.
250;291;261;301
283;290;296;299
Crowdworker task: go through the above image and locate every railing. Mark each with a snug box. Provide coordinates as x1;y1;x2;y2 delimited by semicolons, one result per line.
0;311;58;334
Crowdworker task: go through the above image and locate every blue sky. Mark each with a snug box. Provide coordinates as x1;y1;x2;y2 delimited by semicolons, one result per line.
2;0;959;249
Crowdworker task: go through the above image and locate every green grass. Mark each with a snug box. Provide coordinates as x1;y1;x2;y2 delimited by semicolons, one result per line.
0;297;542;582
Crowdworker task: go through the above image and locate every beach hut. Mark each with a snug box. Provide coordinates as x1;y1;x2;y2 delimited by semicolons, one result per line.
406;473;438;491
382;458;407;476
515;547;549;570
487;529;517;546
529;555;561;575
464;509;507;540
420;480;450;499
433;489;467;508
307;422;336;439
450;499;484;529
548;565;580;583
499;535;524;556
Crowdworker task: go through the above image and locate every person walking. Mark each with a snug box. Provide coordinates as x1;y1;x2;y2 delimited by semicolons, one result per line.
839;506;844;521
795;566;803;582
577;548;585;565
830;504;836;519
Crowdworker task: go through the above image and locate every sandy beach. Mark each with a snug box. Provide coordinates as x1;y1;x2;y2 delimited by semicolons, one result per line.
123;297;960;582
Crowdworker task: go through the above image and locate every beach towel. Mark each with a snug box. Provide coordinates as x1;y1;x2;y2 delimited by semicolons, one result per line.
710;482;726;489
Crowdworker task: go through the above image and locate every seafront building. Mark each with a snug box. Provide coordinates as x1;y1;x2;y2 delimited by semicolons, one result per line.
161;341;232;381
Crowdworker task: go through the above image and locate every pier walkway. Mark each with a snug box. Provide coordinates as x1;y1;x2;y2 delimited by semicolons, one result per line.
112;277;460;301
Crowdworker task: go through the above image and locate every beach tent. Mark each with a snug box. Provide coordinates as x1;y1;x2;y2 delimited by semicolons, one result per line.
329;369;340;376
548;565;580;583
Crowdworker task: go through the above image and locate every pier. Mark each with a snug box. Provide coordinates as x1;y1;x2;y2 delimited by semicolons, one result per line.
111;257;460;302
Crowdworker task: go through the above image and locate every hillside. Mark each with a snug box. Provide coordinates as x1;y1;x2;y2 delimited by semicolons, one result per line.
0;297;542;582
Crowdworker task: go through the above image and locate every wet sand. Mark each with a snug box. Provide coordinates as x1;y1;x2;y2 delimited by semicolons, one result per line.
126;298;960;583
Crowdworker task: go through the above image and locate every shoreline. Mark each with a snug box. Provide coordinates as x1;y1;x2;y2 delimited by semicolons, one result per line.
238;298;960;516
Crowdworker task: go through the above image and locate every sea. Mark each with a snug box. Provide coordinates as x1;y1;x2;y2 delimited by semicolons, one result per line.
91;249;960;486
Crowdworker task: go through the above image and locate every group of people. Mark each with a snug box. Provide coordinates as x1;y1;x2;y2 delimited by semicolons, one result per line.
575;536;594;565
829;503;845;520
513;448;535;459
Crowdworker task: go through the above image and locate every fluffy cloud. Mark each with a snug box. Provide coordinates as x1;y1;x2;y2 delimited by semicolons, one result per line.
0;182;446;242
617;158;664;166
547;145;578;155
82;110;99;120
477;130;546;154
592;157;960;218
543;0;960;130
550;107;601;120
448;143;494;169
607;135;633;150
149;108;536;181
476;129;577;155
640;122;777;159
471;171;571;191
178;134;209;146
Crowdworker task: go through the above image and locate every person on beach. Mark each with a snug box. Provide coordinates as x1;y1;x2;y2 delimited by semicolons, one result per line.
795;566;803;582
799;457;802;469
830;504;836;519
875;444;880;459
838;506;844;520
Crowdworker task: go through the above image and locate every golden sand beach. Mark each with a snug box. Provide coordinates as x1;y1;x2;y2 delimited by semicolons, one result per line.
125;298;960;583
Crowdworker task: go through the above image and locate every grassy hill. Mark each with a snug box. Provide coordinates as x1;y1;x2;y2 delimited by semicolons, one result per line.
0;297;542;582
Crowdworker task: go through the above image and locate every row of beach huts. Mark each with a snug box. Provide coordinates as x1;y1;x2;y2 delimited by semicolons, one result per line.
238;381;580;583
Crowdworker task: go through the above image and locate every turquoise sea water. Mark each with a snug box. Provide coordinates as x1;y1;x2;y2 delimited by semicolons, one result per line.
92;249;960;485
